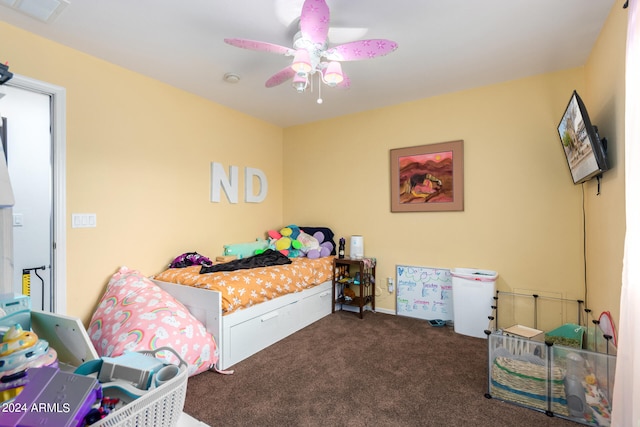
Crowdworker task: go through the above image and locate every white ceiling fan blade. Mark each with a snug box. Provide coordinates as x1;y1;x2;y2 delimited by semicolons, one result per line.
299;0;330;45
325;39;398;61
224;38;294;56
265;66;296;88
327;27;368;45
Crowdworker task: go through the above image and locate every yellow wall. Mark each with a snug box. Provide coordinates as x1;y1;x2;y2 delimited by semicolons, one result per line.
284;71;589;328
283;4;626;330
1;23;284;323
1;2;626;330
582;5;626;327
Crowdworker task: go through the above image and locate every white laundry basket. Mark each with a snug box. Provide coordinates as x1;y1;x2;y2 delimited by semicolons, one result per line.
91;347;188;427
451;268;498;339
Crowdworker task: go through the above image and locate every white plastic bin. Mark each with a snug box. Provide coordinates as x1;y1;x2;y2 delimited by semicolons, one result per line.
451;268;498;339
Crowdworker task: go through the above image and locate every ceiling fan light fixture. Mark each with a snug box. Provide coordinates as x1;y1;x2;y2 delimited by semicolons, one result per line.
292;73;308;93
323;61;343;86
224;0;397;103
291;49;312;74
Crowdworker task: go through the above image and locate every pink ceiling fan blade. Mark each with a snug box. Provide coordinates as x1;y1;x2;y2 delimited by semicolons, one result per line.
265;67;296;88
325;39;398;61
299;0;330;45
224;38;294;56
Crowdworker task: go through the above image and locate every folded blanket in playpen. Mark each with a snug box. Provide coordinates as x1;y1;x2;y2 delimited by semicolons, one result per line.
491;356;570;416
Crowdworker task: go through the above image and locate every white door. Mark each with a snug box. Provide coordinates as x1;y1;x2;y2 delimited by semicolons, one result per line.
1;85;53;310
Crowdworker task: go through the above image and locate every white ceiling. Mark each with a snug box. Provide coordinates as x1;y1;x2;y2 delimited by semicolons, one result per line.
1;0;616;127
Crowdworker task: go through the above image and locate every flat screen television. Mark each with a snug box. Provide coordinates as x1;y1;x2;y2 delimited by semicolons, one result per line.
557;90;609;184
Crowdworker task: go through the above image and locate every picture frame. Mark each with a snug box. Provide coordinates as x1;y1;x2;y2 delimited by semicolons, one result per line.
390;140;464;212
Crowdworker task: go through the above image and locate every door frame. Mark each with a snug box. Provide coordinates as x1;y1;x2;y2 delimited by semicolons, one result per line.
7;75;67;314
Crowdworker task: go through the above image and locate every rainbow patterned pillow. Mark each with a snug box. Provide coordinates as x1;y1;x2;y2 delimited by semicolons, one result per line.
88;266;218;376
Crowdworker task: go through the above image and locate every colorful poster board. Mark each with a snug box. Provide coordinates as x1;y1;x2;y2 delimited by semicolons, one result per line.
396;265;453;321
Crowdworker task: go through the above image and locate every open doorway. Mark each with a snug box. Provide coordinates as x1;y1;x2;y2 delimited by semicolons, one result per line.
1;75;67;313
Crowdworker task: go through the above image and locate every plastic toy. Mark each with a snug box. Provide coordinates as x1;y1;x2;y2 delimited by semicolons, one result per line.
0;347;57;379
76;351;165;391
0;294;31;332
98;352;165;390
1;366;102;427
0;324;37;357
0;324;53;378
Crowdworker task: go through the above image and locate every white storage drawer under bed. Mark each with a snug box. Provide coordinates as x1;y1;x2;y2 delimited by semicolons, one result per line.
228;304;296;364
227;283;332;364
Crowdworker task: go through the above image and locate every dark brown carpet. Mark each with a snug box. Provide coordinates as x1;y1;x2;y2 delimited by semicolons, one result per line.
184;311;579;426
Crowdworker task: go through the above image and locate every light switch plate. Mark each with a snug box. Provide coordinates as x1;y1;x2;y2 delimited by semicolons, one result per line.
72;213;97;228
12;213;23;227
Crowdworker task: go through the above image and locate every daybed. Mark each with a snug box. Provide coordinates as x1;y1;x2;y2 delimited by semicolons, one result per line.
151;254;334;370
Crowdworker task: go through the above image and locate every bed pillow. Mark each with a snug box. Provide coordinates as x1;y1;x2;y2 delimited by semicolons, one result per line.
300;226;337;255
88;266;218;376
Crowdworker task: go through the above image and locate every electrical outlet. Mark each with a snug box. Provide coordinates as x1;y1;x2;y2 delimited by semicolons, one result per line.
387;277;394;293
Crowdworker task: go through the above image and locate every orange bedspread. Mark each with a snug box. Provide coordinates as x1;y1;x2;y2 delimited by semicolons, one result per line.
153;256;334;315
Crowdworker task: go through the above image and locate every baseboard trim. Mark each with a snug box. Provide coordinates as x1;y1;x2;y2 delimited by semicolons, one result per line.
334;304;396;316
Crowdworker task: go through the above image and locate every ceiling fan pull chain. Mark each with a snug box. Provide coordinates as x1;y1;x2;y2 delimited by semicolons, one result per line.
317;73;323;104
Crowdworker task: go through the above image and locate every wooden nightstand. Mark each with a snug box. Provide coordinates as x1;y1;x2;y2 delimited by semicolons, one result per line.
331;257;376;319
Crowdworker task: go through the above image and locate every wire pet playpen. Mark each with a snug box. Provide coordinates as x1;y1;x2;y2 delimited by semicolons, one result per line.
484;291;616;426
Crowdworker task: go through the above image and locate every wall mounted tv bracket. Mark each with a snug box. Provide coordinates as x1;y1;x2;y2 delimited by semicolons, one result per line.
0;63;13;85
593;126;608;195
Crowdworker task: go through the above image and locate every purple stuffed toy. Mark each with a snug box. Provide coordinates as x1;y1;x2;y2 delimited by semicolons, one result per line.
169;252;213;268
306;231;334;259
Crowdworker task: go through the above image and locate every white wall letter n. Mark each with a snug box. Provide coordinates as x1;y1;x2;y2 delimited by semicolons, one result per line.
210;162;238;203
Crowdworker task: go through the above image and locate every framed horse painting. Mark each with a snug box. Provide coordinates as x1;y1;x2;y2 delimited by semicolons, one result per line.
390;140;464;212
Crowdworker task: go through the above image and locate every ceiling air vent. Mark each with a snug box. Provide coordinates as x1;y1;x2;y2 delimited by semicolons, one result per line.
0;0;70;23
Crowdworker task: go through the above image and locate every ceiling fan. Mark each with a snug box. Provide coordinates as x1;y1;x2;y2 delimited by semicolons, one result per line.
224;0;398;102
